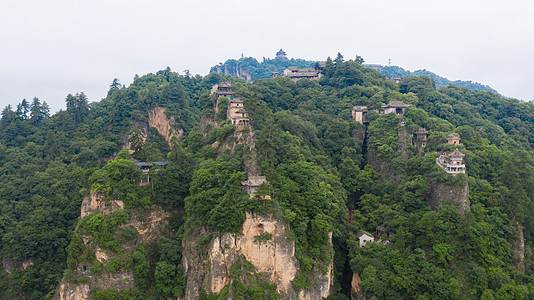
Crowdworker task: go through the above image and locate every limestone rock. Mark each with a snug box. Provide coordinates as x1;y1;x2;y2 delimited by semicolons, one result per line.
183;212;333;299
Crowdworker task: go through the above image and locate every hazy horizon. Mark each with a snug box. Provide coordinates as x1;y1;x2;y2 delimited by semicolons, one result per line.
1;0;533;112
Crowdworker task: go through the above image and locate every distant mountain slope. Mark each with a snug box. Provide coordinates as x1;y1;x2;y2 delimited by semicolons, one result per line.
375;65;498;93
211;55;498;94
210;56;317;81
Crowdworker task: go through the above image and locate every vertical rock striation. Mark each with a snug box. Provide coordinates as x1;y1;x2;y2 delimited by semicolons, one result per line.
183;213;333;299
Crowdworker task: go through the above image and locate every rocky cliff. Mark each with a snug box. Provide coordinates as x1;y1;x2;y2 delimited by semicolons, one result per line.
429;178;470;215
54;193;171;300
183;212;333;299
148;106;183;145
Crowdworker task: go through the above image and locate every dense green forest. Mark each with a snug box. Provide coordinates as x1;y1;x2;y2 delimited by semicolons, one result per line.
1;54;534;299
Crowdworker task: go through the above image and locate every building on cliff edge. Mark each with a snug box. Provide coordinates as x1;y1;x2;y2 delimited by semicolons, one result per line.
210;82;235;98
241;175;271;199
135;161;167;185
380;101;411;115
436;148;466;175
447;132;462;145
227;98;250;128
413;127;429;148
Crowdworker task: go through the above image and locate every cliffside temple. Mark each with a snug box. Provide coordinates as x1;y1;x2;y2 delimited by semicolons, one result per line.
437;148;466;174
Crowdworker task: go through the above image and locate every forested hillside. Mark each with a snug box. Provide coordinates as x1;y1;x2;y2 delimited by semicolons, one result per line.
1;54;534;299
210;56;316;81
378;65;498;93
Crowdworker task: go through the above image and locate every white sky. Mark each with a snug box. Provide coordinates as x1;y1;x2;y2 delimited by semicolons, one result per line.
1;0;533;112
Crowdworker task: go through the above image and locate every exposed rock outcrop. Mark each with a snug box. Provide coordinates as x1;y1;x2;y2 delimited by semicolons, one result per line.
2;257;33;275
54;192;171;300
512;221;525;273
429;179;470;215
80;193;124;218
351;273;363;300
397;128;412;160
148;106;182;145
54;283;90;300
183;213;333;299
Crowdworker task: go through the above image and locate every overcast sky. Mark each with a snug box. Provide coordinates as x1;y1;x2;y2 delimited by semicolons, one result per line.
1;0;533;113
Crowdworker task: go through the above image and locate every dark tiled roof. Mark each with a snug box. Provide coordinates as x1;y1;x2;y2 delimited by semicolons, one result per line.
135;161;167;167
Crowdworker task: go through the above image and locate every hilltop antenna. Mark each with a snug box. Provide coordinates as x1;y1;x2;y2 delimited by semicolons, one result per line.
388;58;391;66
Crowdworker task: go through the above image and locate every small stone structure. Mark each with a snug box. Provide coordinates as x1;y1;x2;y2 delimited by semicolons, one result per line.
352;106;368;125
436;148;466;174
210;82;235;98
447;133;462;145
356;232;374;248
227;98;250;128
241;175;270;199
380;101;411;115
413;127;429;148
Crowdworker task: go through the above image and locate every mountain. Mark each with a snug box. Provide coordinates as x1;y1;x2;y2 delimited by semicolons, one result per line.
1;56;534;299
374;65;498;93
212;52;498;94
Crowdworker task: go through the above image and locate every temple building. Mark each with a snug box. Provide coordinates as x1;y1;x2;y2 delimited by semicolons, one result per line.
241;175;271;199
210;82;234;98
436;148;466;174
352;106;368;125
282;62;325;82
276;49;287;60
380;101;411;115
413;127;429;148
227;98;250;128
135;161;167;185
447;133;462;145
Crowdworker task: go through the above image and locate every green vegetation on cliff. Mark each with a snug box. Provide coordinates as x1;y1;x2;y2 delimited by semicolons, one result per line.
1;53;534;299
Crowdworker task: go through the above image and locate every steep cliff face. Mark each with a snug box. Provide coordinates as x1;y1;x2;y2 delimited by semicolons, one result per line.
397;128;412;160
2;257;33;275
429;179;470;215
512;221;525;273
183;212;333;299
148;106;183;145
54;192;171;300
55;283;90;300
351;273;363;300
